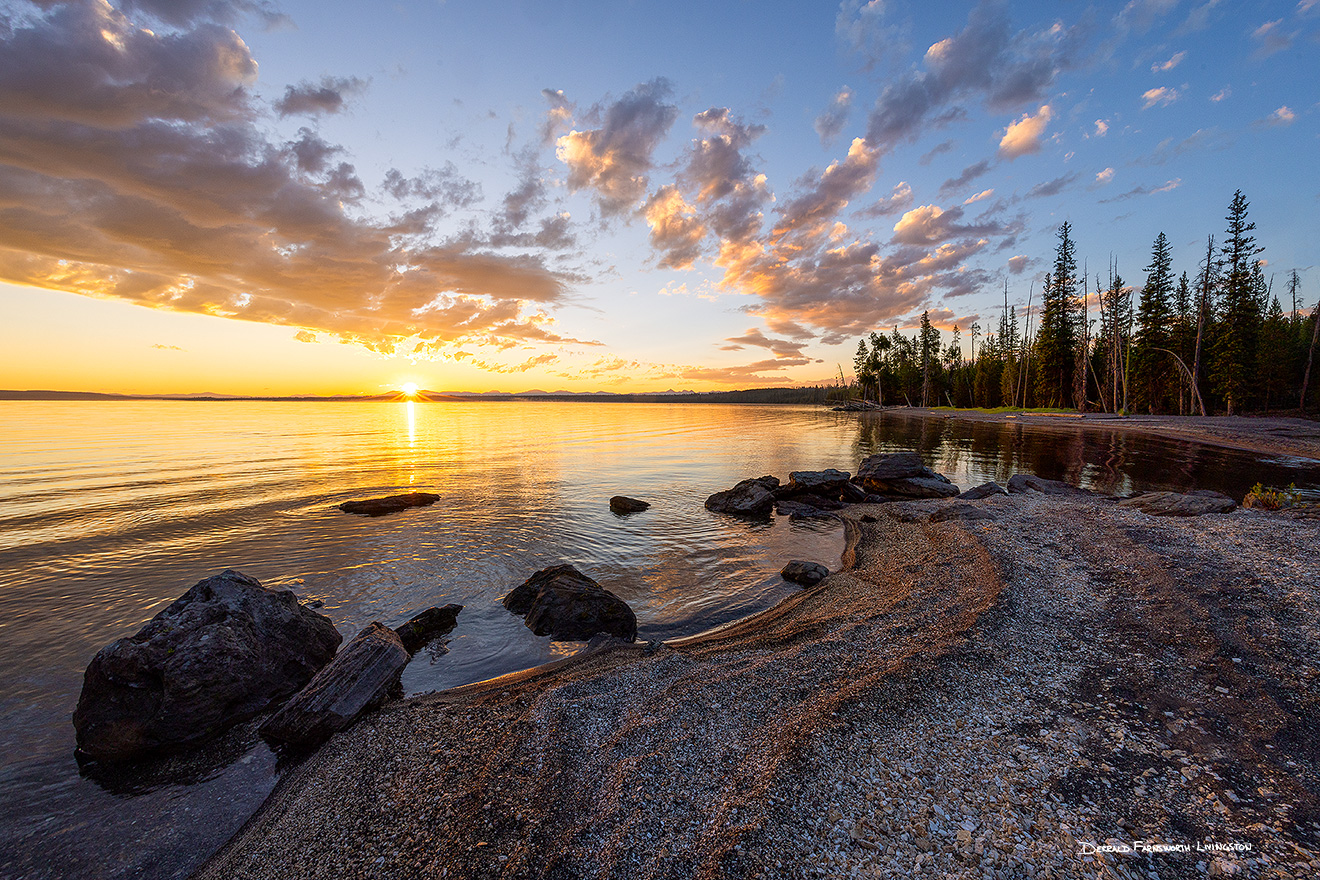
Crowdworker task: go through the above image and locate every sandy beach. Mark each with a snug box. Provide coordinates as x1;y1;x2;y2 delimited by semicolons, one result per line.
196;490;1320;880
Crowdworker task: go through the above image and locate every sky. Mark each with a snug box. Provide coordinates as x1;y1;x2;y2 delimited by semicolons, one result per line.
0;0;1317;395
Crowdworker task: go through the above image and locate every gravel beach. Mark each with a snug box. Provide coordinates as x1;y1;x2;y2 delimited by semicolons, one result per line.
196;493;1320;880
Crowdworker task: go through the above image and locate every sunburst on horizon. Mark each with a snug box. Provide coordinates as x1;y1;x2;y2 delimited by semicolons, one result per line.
401;382;420;397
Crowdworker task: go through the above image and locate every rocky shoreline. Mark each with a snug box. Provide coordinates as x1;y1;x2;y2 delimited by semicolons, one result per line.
193;489;1320;880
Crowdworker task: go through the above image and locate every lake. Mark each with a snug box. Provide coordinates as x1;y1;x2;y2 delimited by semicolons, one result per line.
1;401;1316;879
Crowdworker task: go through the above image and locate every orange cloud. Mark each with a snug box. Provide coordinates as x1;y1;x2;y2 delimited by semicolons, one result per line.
998;105;1052;159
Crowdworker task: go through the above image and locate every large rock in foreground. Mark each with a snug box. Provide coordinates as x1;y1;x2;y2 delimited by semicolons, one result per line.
705;476;779;516
260;622;408;748
780;469;851;497
73;570;341;763
503;564;637;642
1118;490;1237;517
855;452;959;499
339;492;440;517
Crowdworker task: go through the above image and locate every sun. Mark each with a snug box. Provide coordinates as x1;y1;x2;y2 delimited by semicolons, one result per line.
401;382;419;397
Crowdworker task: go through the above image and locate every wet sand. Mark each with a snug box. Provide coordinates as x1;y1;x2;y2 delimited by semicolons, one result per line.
196;493;1320;879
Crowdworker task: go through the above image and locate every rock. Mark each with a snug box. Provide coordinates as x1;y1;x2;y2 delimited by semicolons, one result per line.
609;496;651;514
503;564;637;642
961;481;1009;500
930;503;996;523
393;605;462;655
72;570;341;763
781;469;851;497
339;492;440;517
781;560;829;586
855;453;959;499
1118;490;1237;517
259;622;408;748
704;476;779;516
839;481;869;503
1006;474;1092;496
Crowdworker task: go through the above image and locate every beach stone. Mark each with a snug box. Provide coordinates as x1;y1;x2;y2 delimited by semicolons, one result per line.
781;560;829;586
609;496;651;514
393;604;462;655
705;476;779;516
260;622;408;748
782;469;852;497
503;564;637;642
856;453;959;499
1118;490;1237;517
72;570;341;763
962;481;1009;500
1006;474;1091;496
339;492;440;516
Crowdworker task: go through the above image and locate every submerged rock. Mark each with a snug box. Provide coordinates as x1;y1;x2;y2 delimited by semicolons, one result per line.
705;476;779;516
260;622;408;748
72;570;341;763
781;560;829;586
339;492;440;517
1118;490;1237;517
855;452;959;499
609;496;651;514
1006;474;1092;496
393;604;463;655
503;564;637;642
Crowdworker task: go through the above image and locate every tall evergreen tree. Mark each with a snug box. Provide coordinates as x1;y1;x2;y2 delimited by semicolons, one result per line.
1132;232;1175;412
1034;223;1078;408
1211;190;1264;415
919;310;940;406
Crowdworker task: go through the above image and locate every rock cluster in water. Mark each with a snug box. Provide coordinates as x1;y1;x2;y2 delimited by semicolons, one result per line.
503;563;638;642
72;570;341;763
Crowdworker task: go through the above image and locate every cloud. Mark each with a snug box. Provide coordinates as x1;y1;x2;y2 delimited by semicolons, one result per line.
469;353;560;374
1136;127;1231;164
1116;0;1179;33
1210;87;1230;102
891;203;1014;245
0;0;590;357
919;140;955;165
863;3;1087;151
963;188;994;204
1026;172;1081;199
274;76;368;118
1007;255;1031;274
644;186;707;270
294;330;317;343
1095;167;1115;185
1141;86;1179;109
1260;105;1297;127
772;137;880;241
720;327;809;358
1179;0;1222;33
540;88;576;145
815;87;853;146
857;181;914;218
1093;118;1109;137
1151;51;1186;72
382;164;481;209
1098;178;1182;203
835;0;905;68
682;107;766;202
1252;19;1294;56
119;0;289;28
939;159;993;196
151;342;184;350
555;79;678;217
998;104;1051;158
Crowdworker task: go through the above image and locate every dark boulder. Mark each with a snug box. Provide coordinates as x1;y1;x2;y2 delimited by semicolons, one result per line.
839;481;869;503
259;622;409;748
72;570;341;763
609;496;651;514
339;492;440;517
1006;474;1092;496
1118;490;1237;517
503;564;637;642
961;481;1009;501
855;452;959;499
781;469;851;497
393;605;462;655
705;476;779;516
781;560;829;586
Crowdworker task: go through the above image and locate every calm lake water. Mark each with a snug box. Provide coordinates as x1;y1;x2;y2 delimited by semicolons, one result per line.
1;401;1317;879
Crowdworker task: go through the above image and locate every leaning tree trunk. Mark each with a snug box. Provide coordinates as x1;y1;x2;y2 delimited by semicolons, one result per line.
1302;300;1320;411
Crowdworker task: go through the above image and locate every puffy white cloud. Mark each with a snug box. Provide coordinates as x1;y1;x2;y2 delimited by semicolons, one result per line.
1095;167;1115;184
998;104;1051;158
1141;86;1179;109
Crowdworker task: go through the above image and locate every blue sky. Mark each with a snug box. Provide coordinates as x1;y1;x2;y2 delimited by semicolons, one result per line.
0;0;1316;393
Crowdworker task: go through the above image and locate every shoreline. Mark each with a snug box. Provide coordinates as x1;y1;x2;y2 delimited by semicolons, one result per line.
196;493;1320;879
869;407;1320;462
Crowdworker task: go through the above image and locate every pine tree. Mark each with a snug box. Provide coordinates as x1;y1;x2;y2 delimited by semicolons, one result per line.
1132;232;1175;412
1034;223;1078;408
1171;271;1194;413
1211;190;1264;415
919;310;940;406
1260;296;1290;410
